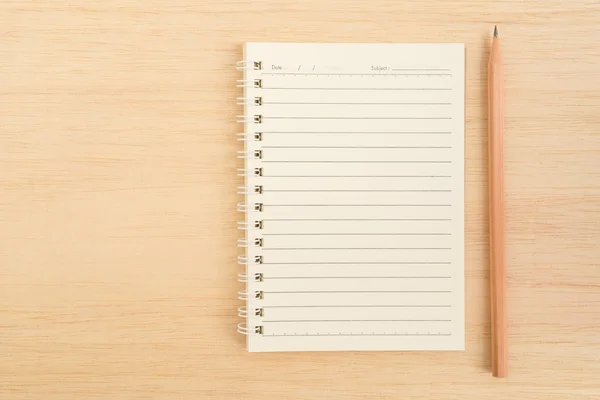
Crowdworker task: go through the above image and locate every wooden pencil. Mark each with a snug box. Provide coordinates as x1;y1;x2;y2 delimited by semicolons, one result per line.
488;25;508;378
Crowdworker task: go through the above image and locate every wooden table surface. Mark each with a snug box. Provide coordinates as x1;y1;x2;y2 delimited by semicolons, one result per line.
2;1;600;398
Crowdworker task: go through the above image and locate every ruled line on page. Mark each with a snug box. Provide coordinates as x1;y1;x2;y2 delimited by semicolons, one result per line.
260;131;452;134
262;218;452;221
260;262;451;265
261;204;452;207
262;189;452;192
262;117;452;120
265;333;452;337
262;233;451;236
391;68;451;71
262;248;451;250
260;87;452;91
261;161;453;163
263;276;452;279
262;305;452;308
262;319;452;323
266;290;452;293
262;102;452;105
261;73;452;76
261;176;452;178
261;146;452;149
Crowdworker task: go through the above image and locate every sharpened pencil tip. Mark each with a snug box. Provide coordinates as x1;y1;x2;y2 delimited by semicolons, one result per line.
494;25;498;37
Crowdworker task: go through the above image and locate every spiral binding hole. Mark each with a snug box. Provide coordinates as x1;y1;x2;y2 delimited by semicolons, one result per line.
253;115;262;124
254;220;263;229
254;255;263;264
254;273;264;282
254;150;262;159
254;168;263;177
255;291;264;299
254;97;262;105
254;133;262;141
254;203;263;212
254;238;263;246
254;79;262;88
254;185;263;194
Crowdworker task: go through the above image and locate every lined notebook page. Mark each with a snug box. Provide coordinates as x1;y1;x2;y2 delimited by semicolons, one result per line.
241;43;464;352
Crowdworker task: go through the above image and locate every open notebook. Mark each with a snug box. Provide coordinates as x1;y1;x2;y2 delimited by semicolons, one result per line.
236;43;465;352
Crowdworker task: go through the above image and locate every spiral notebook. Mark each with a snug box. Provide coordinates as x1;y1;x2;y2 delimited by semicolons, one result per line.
236;42;465;352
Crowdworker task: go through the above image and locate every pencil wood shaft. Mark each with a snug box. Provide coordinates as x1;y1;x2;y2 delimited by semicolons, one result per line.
488;32;507;378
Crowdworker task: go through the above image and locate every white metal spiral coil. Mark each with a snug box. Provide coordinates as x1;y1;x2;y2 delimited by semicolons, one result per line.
236;79;262;88
237;97;251;105
236;115;262;124
238;306;263;318
239;272;263;282
236;79;253;88
237;133;263;142
237;150;262;159
237;59;264;338
237;97;262;106
237;168;263;177
236;60;262;71
237;150;252;159
236;97;263;106
237;323;263;335
237;290;264;301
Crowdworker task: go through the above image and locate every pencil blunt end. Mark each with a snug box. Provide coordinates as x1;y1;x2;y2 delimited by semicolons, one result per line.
494;25;498;37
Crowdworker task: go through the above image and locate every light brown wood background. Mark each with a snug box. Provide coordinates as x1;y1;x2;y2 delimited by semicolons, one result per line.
1;0;599;398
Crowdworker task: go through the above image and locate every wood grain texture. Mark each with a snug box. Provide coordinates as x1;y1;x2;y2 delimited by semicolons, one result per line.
1;0;599;398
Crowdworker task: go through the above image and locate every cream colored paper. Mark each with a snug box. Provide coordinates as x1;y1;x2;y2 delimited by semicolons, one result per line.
240;43;464;352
